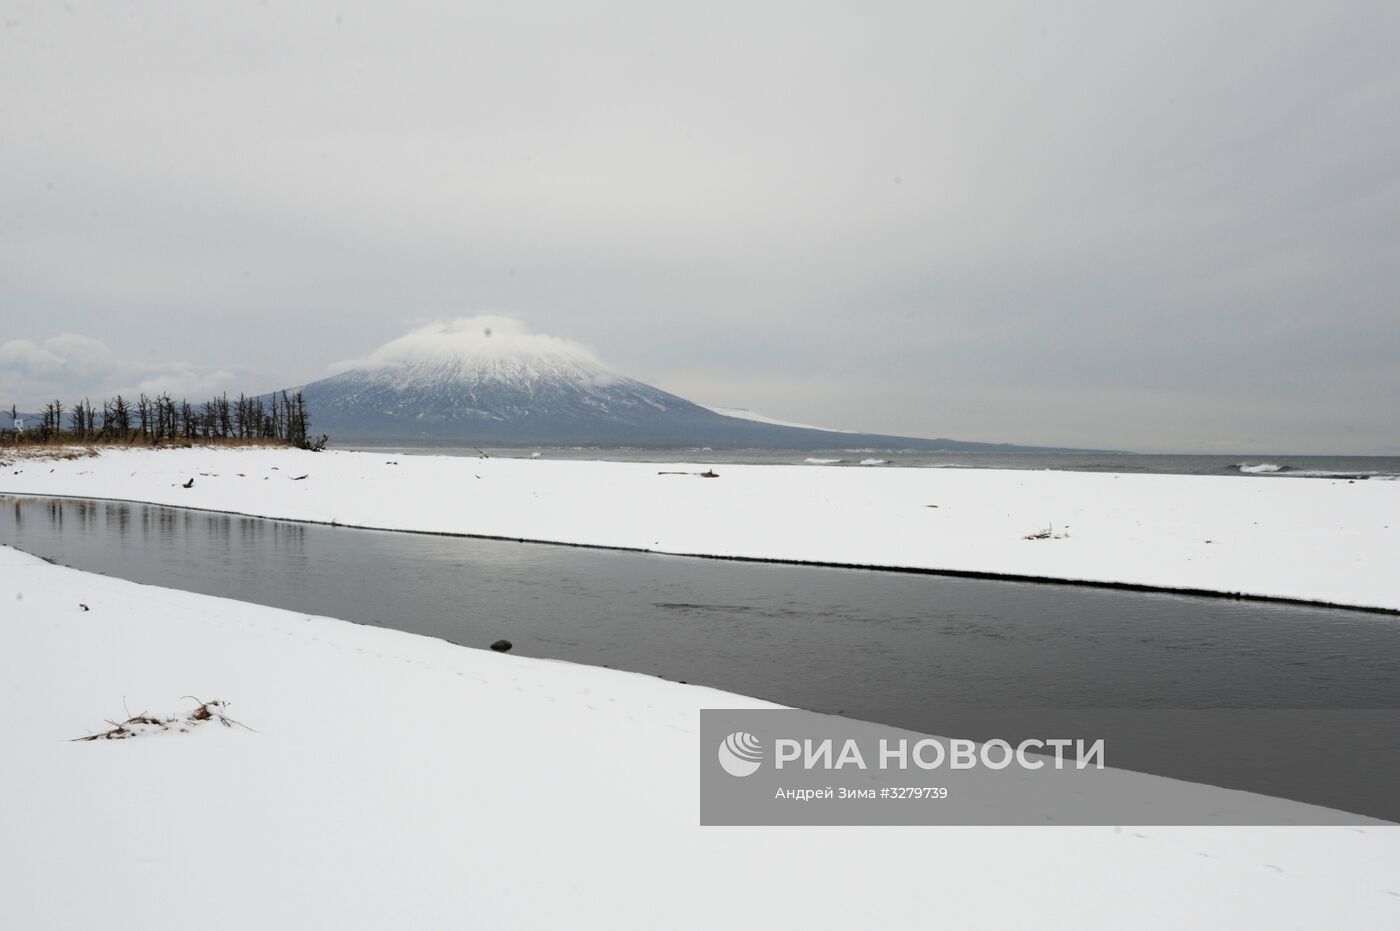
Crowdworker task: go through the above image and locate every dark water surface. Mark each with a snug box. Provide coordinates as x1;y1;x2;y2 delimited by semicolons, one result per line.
5;494;1399;818
6;494;1400;709
357;445;1400;480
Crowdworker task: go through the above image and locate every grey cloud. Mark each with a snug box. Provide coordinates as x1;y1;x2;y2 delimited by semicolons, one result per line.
1;2;1397;451
0;333;237;405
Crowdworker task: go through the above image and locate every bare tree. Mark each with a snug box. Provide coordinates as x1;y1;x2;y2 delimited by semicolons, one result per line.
5;387;325;449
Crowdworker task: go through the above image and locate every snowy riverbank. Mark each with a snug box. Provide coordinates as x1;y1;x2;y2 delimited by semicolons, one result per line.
3;546;1399;928
2;446;1398;610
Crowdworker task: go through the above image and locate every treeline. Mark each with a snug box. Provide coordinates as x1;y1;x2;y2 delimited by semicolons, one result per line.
4;391;327;450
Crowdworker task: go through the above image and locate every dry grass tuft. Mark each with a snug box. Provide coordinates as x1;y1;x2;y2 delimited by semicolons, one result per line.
72;697;253;741
2;446;99;464
1023;523;1071;541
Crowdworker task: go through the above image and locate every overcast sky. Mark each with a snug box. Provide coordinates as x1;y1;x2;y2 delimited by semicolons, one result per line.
2;1;1397;453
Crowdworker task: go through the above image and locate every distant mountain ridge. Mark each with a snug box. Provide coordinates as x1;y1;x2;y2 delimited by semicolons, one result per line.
276;317;1088;452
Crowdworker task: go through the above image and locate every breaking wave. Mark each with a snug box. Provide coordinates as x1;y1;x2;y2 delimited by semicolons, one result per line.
859;458;890;466
1236;462;1288;474
1230;462;1391;479
804;457;846;465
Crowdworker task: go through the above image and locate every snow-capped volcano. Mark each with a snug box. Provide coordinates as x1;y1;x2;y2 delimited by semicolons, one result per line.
285;316;1072;450
297;316;730;444
335;316;624;392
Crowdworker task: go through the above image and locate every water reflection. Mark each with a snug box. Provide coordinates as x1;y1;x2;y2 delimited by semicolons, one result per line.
4;493;1399;713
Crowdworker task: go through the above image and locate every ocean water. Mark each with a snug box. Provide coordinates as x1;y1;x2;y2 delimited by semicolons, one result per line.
343;445;1400;480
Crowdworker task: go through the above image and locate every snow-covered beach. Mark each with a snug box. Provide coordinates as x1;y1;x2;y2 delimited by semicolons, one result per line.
3;545;1400;928
8;0;1400;925
3;446;1398;611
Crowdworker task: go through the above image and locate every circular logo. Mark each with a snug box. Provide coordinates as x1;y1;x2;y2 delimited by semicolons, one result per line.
718;731;763;777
